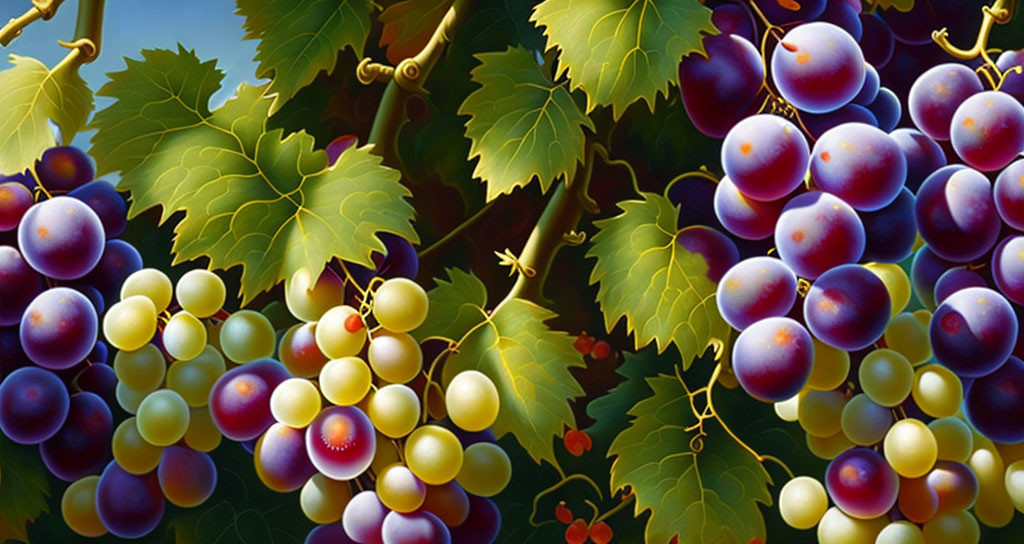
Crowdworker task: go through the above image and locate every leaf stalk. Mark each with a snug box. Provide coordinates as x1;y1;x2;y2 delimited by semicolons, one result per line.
0;0;64;47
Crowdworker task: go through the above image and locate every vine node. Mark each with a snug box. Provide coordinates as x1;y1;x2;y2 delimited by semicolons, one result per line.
356;57;395;85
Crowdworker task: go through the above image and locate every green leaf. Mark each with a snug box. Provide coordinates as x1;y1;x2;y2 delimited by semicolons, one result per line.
0;54;92;174
89;47;416;304
379;0;454;65
458;46;594;201
875;0;913;11
412;267;488;342
0;437;50;540
587;192;729;367
531;0;716;119
586;350;663;446
237;0;372;114
609;374;771;544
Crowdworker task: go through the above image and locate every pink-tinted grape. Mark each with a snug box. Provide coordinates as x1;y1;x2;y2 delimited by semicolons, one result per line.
931;287;1017;377
0;245;43;326
997;49;1024;104
83;240;143;301
280;322;329;378
994;159;1024;230
40;392;113;481
307;523;358;544
771;22;864;114
711;2;756;42
732;317;813;402
208;359;290;441
934;267;987;305
867;87;901;132
713;176;785;240
158;446;217;507
774;191;865;279
860;13;894;67
853;64;880;105
450;495;499;544
716;257;797;331
805;264;891;351
343;490;389;544
993;236;1024;305
753;0;825;25
95;461;165;539
859;188;917;263
821;0;862;40
678;34;764;138
810;123;906;211
915;166;1000;263
20;287;97;370
17;196;104;280
899;475;939;523
35;146;94;192
965;356;1024;442
381;510;450;544
0;182;32;231
891;128;946;192
801;103;878;139
927;461;979;513
722;115;809;201
256;423;317;492
825;447;899;519
911;246;955;310
326;135;358;165
0;367;69;444
908;64;982;141
951;90;1024;171
676;226;738;282
306;406;376;480
67;181;127;239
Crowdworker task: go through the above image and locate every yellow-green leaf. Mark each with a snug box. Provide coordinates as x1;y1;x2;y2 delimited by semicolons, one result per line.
412;267;488;342
379;0;454;64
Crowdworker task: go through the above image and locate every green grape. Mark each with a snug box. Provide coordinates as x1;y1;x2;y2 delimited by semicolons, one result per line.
817;507;887;544
884;313;932;365
367;330;422;384
61;476;106;537
162;311;207;361
315;305;366;359
136;389;190;446
192;344;226;375
120;268;173;311
913;309;932;329
320;357;372;406
368;384;420;438
270;378;321;428
372;278;429;333
175;269;226;318
446;370;499;432
774;393;801;422
969;432;1015;528
371;432;402;475
806;339;850;391
219;310;275;363
184;407;222;453
112;417;164;474
859;349;914;407
404;425;463;485
866;262;910;316
778;476;828;530
884;419;938;478
115;382;146;414
928;418;973;463
798;390;848;438
877;521;925;544
300;473;352;524
806;430;855;460
922;511;980;544
376;463;427;513
103;295;158;352
841;394;892;446
113;343;166;393
285;267;344;322
1005;460;1024;513
456;442;511;498
912;364;963;418
167;359;220;407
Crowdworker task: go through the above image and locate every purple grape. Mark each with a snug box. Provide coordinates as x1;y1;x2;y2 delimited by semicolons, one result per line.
771;22;865;114
90;340;109;365
852;64;880;105
39;392;113;481
20;287;97;370
67;181;127;239
997;49;1024;104
825;447;899;519
241;437;257;455
306;406;376;481
83;239;143;300
35;146;94;192
915;166;1000;263
911;246;955;310
0;245;44;326
890;128;946;192
74;363;118;413
992;236;1024;305
158;446;217;507
722;115;809;201
774;191;865;279
381;510;451;544
716;257;798;331
349;233;420;286
711;2;756;42
678;34;764;138
255;423;317;492
801;103;878;139
951;90;1024;172
820;0;862;40
668;176;720;230
881;0;982;46
343;490;389;544
713;176;786;240
676;226;739;282
326;135;358;165
934;266;987;305
867;87;901;132
908;64;982;141
0;326;28;377
0;367;69;444
753;0;825;25
810;123;906;211
0;170;36;190
804;264;890;351
67;282;104;315
927;461;979;513
995;159;1024;230
450;495;499;544
930;287;1017;377
0;182;33;232
859;187;917;263
731;317;813;402
860;13;894;68
208;359;290;441
308;523;358;544
17;196;105;280
95;461;165;539
965;356;1024;443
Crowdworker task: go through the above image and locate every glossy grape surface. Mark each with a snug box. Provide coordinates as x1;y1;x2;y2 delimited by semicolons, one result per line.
965;356;1024;443
208;359;290;440
722;115;809;201
825;447;900;519
908;64;982;141
20;287;97;369
771;22;865;113
306;406;376;480
951;91;1024;172
67;181;127;238
40;392;113;481
891;128;947;192
732;317;813;402
0;367;69;444
0;245;43;326
35;146;94;191
678;34;764;138
811;122;906;211
805;265;890;351
713;176;785;240
930;287;1017;377
158;446;217;507
915;166;1000;263
18;196;105;280
775;192;865;279
716;257;797;331
256;422;317;492
95;461;165;539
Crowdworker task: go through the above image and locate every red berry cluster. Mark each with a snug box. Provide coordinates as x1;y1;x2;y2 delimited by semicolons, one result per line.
557;502;614;544
573;332;611;360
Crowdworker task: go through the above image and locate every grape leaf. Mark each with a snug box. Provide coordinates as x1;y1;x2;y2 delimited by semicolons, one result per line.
0;437;51;540
609;374;771;544
88;47;416;304
412;267;488;342
530;0;716;119
0;54;92;174
587;192;729;367
875;0;914;11
586;350;663;446
458;45;594;201
379;0;455;64
237;0;372;114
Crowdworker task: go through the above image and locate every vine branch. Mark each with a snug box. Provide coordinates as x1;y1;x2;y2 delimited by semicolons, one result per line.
0;0;64;47
932;0;1014;68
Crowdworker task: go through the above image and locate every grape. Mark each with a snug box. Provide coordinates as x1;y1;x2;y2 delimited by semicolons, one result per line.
928;418;973;464
753;0;825;24
373;278;429;333
112;417;163;474
711;3;755;41
67;181;127;239
21;287;98;369
136;389;190;446
40;392;113;481
868;87;901;132
404;425;463;485
301;473;352;524
820;0;862;40
860;188;917;264
376;463;427;513
0;182;33;231
219;310;275;363
74;362;118;411
817;506;887;543
908;64;982;141
677;33;763;138
810;122;905;211
853;64;880;105
911;246;955;310
669;176;720;230
912;363;963;419
0;366;69;444
916;166;1000;263
306;405;376;480
922;511;980;544
381;510;450;544
998;49;1024;103
774;394;800;422
348;233;420;287
208;359;290;440
825;447;899;519
457;442;511;497
163;311;207;361
35;146;93;191
0;246;43;326
778;476;828;530
271;378;321;428
721;115;809;201
805;264;890;351
61;475;106;537
103;295;157;352
713;176;786;240
899;475;939;524
716;257;797;331
992;236;1024;305
951;91;1024;171
371;433;402;475
731;317;813;402
965;356;1024;443
799;390;849;438
176;269;225;318
891;128;947;192
167;358;220;407
189;342;226;373
802;103;879;140
841;394;891;446
280;322;329;377
884;419;938;478
771;22;864;114
859;349;913;407
158;445;216;507
994;159;1024;230
368;384;420;438
82;239;143;300
343;490;389;544
367;330;423;384
877;521;925;544
69;282;105;314
445;370;498;432
866;263;911;317
183;406;222;452
255;422;317;492
806;430;855;460
930;287;1017;377
1006;459;1024;512
307;523;358;544
450;495;499;544
95;461;165;539
676;226;739;283
775;192;865;279
860;13;894;68
120;268;173;311
927;461;978;514
806;338;850;391
316;305;367;359
286;267;349;321
116;382;146;414
421;481;469;527
321;356;372;406
967;432;1015;528
934;267;987;305
17;196;104;280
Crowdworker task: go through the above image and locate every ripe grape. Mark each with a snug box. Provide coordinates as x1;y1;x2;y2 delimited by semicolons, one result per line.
373;278;429;333
376;463;427;513
0;246;43;326
916;166;1000;262
930;287;1017;377
301;473;352;524
711;2;755;41
136;389;190;446
175;269;225;318
965;356;1024;443
884;419;938;478
860;13;894;67
922;511;980;544
798;390;849;438
802;103;879;140
67;180;127;238
306;406;376;480
35;146;94;191
841;394;891;446
158;445;217;507
934;267;987;305
421;481;469;527
908;64;982;141
778;476;828;530
286;267;346;322
342;490;389;544
951;91;1024;171
95;461;165;539
367;330;423;384
927;461;978;514
0;182;32;231
806;338;850;391
404;424;463;485
676;226;739;283
891;128;947;192
450;495;500;544
721;115;809;201
771;22;864;113
911;363;963;418
183;406;222;452
316;305;367;359
208;359;290;440
18;196;105;280
992;236;1024;305
775;192;865;279
811;122;906;211
115;382;146;414
928;418;973;464
859;349;913;407
368;384;420;438
867;87;901;132
825;447;899;519
280;322;329;377
255;422;318;492
381;510;451;544
731;317;813;402
853;64;880;105
712;176;786;240
163;311;207;361
347;233;420;287
859;188;917;263
83;239;143;300
994;159;1024;230
716;257;797;331
0;366;70;444
320;356;372;406
457;442;511;497
968;433;1015;528
271;378;321;428
1005;459;1024;512
865;263;911;317
677;34;763;138
805;265;890;351
445;370;499;432
112;417;163;474
219;310;275;363
61;475;106;537
166;358;219;407
816;506;887;543
899;475;939;524
876;521;924;544
806;430;854;460
21;287;98;369
103;295;157;352
120;268;173;311
911;246;954;310
40;392;113;481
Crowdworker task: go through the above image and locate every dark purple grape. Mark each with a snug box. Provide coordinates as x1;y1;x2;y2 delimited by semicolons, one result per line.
208;359;290;441
326;135;358;166
67;181;127;239
0;367;69;444
0;326;29;376
801;103;878;139
965;356;1024;443
820;0;862;40
804;264;890;351
255;423;317;492
711;2;756;42
890;128;946;192
951;90;1024;172
775;191;865;279
992;236;1024;305
722;115;809;201
713;176;785;240
678;34;763;138
67;282;105;315
343;490;389;544
859;187;916;263
0;245;43;326
675;226;739;282
934;266;987;305
995;159;1024;230
732;317;813;402
158;446;217;507
0;182;33;232
911;246;955;310
881;0;982;46
381;510;450;544
915;166;1000;263
668;177;720;230
771;22;865;114
867;87;901;132
39;392;113;481
811;122;906;211
90;341;109;365
908;64;982;141
95;461;165;539
997;49;1024;104
716;257;798;331
0;170;36;190
306;406;375;480
449;495;499;544
74;363;118;413
860;13;894;68
20;287;97;370
931;287;1017;377
825;447;899;519
83;239;143;300
852;64;880;105
17;196;105;280
348;233;420;286
241;437;257;455
35;146;94;192
307;523;358;544
753;0;825;25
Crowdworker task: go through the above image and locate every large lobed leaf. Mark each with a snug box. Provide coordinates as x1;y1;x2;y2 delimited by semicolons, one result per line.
587;192;729;367
459;46;594;201
89;46;416;304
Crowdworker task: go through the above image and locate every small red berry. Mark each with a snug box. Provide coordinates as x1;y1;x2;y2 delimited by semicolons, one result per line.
591;340;611;360
574;332;596;355
565;519;588;544
555;501;573;524
669;536;679;544
590;521;613;544
749;538;764;544
344;313;364;332
563;429;592;457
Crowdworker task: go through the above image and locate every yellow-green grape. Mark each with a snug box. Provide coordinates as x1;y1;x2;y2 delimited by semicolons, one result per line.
884;419;938;478
866;262;910;316
816;507;887;544
167;359;220;407
368;384;420;438
806;339;850;391
969;432;1014;528
426;382;447;421
219;310;275;363
300;473;352;524
175;269;226;318
162;311;207;361
103;295;157;352
372;278;429;333
1005;460;1024;513
445;370;499;432
285;267;344;322
184;407;222;452
61;476;106;537
112;417;164;474
912;364;963;418
778;476;828;529
315;305;366;359
115;383;146;414
404;425;463;485
371;432;402;475
859;349;914;407
113;343;166;393
376;463;427;513
774;393;801;422
913;309;932;329
136;390;190;446
456;442;511;497
270;378;321;428
884;312;933;365
922;511;980;544
120;268;172;311
192;344;226;375
841;394;892;446
877;521;925;544
928;418;973;463
367;330;422;384
798;390;848;437
807;431;855;460
320;357;372;406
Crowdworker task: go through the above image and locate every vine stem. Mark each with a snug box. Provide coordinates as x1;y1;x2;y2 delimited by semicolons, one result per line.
594;493;635;524
932;0;1014;79
0;0;64;46
662;166;718;199
418;200;496;259
528;474;603;527
593;143;641;195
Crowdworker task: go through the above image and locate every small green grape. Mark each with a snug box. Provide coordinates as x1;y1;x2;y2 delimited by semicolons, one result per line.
136;389;190;447
219;310;275;363
778;476;828;530
103;295;157;352
372;278;429;333
163;311;207;361
175;269;226;318
120;268;172;311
